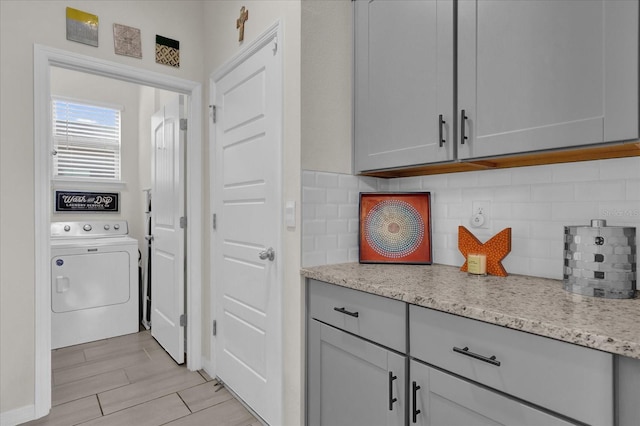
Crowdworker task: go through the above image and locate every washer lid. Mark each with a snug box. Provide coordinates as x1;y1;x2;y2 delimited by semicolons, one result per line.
51;235;138;249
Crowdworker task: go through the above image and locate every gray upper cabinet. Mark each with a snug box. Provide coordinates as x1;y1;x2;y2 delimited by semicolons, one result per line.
355;0;639;173
457;0;639;160
354;0;454;172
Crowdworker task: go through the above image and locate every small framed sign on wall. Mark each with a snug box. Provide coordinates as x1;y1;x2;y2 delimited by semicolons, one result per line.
55;191;119;213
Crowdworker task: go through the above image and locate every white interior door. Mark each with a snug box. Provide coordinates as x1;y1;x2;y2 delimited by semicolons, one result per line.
151;95;186;364
211;25;283;426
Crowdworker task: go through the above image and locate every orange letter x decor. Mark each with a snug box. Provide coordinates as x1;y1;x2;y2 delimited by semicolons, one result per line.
458;226;512;277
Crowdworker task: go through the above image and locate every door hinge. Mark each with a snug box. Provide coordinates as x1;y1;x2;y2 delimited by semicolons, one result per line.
180;314;187;327
212;213;217;230
212;320;217;336
180;216;187;228
210;105;217;124
180;118;187;130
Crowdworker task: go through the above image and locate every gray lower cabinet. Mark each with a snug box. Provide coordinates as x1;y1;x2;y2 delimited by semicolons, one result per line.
409;305;614;426
307;320;406;426
307;280;619;426
409;360;574;426
617;355;640;426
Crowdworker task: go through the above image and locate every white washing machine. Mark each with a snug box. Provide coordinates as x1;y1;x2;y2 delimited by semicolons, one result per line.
51;220;139;349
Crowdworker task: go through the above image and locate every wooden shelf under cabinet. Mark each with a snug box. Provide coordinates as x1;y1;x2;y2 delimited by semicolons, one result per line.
360;140;640;178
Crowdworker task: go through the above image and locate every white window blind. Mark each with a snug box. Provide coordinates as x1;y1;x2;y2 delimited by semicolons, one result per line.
52;98;121;180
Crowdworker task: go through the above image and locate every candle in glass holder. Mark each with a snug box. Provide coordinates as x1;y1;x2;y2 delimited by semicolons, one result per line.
467;253;487;275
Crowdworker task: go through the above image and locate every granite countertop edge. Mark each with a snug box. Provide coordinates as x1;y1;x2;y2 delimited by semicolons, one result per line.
301;263;640;360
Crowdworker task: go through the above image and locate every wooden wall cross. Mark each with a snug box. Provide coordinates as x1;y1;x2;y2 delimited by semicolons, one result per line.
236;6;249;42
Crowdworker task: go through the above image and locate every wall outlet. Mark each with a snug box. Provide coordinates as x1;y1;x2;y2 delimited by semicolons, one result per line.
471;201;491;229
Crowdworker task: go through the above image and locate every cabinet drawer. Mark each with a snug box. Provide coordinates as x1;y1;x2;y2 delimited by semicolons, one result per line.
308;280;406;353
410;305;613;426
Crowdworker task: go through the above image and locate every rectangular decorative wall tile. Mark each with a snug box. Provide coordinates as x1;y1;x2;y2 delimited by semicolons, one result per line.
155;35;180;67
66;7;99;47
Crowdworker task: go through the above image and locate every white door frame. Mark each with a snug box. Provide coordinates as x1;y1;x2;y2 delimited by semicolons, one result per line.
33;44;202;418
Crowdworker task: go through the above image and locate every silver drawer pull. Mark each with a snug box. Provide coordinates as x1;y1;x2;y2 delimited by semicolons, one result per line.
333;307;359;318
453;346;501;367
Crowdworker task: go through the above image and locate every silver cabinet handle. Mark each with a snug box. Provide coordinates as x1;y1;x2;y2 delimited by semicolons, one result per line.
258;247;275;261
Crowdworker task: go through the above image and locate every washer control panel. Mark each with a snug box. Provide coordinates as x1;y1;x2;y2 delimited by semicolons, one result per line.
51;221;129;238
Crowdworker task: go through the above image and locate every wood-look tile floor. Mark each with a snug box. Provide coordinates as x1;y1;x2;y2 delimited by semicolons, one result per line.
22;331;261;426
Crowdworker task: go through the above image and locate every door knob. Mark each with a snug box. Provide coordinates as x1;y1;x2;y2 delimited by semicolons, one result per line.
145;235;154;242
258;247;275;261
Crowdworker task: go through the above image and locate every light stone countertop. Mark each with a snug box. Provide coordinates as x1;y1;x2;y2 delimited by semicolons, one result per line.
301;262;640;360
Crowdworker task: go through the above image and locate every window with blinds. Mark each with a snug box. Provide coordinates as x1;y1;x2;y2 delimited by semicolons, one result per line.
52;98;121;180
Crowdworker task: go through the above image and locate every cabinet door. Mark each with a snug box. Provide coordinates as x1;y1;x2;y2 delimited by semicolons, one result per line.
458;0;639;159
354;0;454;172
409;360;576;426
308;320;405;426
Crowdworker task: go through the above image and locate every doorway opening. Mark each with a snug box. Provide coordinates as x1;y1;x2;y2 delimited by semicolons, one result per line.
34;45;202;418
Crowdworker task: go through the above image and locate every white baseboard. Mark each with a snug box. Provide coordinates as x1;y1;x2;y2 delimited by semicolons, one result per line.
0;404;36;426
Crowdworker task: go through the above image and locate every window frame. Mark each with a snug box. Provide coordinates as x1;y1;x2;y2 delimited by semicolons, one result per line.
51;96;124;185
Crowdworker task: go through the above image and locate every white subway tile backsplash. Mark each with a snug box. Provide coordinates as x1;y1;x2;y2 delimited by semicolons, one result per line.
338;204;358;219
461;187;494;200
492;202;512;220
327;188;349;203
530;257;563;280
303;219;327;235
302;158;639;280
302;171;316;187
448;171;479;188
338;174;360;189
627;180;640;200
511;202;552;221
316;204;338;219
552;202;599;222
315;235;338;251
430;188;462;204
493;185;531;203
303;187;326;204
531;183;575;202
358;177;379;191
398;177;423;191
304;252;327;268
316;172;339;188
326;219;349;234
422;174;448;188
530;221;563;240
551;161;599;183
327;249;350;265
511;165;553;185
338;233;358;249
574;181;626;201
477;169;512;187
598;157;640;180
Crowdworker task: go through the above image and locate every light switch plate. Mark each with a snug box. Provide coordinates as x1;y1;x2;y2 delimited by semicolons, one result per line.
285;201;296;228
